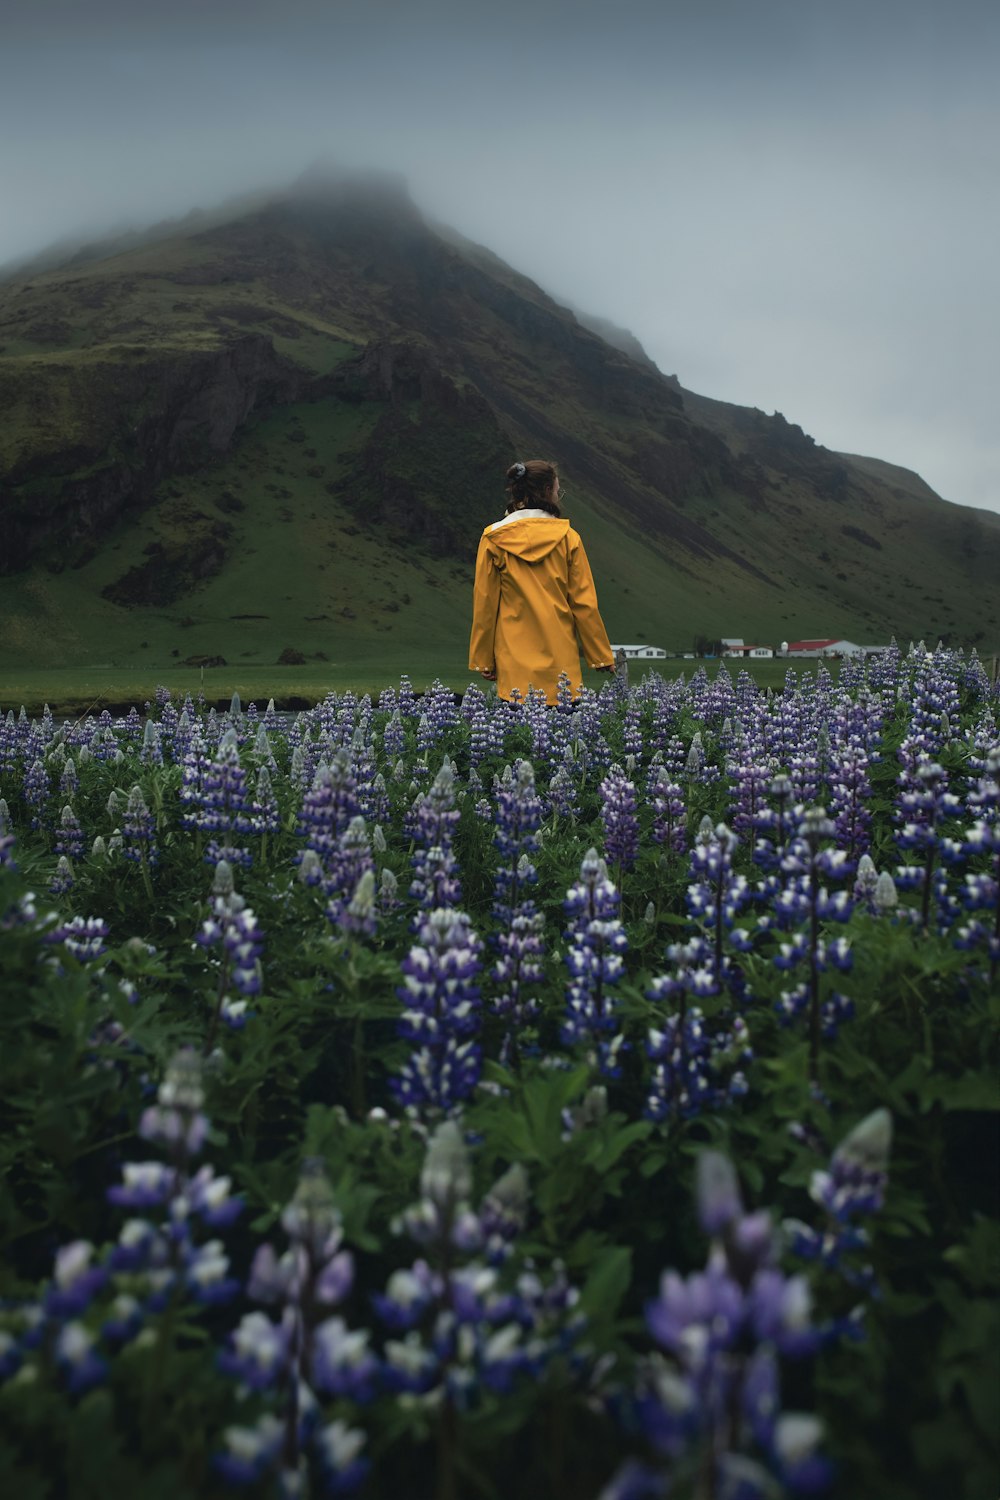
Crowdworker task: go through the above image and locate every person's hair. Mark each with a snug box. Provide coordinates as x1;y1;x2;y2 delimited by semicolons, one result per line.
504;459;561;516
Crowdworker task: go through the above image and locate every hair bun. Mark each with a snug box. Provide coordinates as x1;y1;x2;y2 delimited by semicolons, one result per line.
511;462;526;478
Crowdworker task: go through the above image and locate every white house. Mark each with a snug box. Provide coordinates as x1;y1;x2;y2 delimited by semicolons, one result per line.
723;643;774;659
610;644;668;660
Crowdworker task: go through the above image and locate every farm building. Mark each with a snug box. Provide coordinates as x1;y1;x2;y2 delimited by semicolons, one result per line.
610;644;668;660
723;643;774;659
781;638;866;658
779;640;894;659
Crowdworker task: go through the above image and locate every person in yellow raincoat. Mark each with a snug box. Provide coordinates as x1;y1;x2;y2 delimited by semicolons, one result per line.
468;459;615;705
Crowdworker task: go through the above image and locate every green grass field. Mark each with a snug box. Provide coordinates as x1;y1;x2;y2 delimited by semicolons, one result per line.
1;657;823;716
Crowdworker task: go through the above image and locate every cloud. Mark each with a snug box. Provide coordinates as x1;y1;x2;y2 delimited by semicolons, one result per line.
1;0;997;513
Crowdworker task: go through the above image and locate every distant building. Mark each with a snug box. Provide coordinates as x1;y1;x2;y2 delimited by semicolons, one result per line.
781;639;890;659
783;638;845;657
610;644;668;660
723;643;774;659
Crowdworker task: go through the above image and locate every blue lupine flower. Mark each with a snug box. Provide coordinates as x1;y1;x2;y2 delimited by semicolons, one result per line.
785;1109;892;1297
122;785;158;868
55;803;85;861
376;1124;583;1415
770;808;855;1074
603;1151;828;1500
216;1162;369;1496
561;848;629;1077
601;766;640;872
408;760;462;911
196;859;264;1026
392;908;483;1115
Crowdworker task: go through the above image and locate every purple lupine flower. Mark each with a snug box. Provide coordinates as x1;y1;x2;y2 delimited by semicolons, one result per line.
894;759;963;930
216;1161;370;1496
728;744;776;844
1;1050;241;1401
196;859;264;1034
649;764;686;853
55;803;85;861
492;760;542;920
902;649;962;763
465;691;492;769
45;915;110;963
560;848;629;1077
324;815;376;930
772;808;854;1079
376;1123;582;1419
686;819;753;999
603;1152;828;1500
23;757;49;830
337;869;378;939
0;824;18;871
382;709;406;762
828;744;874;862
601;766;640;873
122;785;158;870
954;744;1000;979
752;772;797;882
379;866;401;914
556;669;576;713
252;765;282;838
645;960;752;1122
408;760;462;911
58;757;78;799
548;757;579;821
785;1109;892;1294
49;855;74;895
491;907;546;1057
852;852;879;911
298;752;362;877
393;908;483;1115
54;1321;108;1394
139;719;163;767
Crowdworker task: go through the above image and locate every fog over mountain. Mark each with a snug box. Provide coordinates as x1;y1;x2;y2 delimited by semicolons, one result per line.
2;0;997;513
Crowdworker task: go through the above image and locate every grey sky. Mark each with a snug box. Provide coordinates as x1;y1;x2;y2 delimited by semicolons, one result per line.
2;0;997;514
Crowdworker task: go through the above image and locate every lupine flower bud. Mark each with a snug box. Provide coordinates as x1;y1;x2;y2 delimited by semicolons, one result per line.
834;1107;892;1177
696;1151;742;1237
421;1121;473;1209
873;871;898;914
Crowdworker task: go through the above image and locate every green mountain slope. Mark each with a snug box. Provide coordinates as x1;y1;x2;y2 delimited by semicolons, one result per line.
1;165;998;672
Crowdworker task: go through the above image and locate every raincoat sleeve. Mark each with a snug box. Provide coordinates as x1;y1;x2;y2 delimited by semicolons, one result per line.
468;534;501;670
568;532;614;668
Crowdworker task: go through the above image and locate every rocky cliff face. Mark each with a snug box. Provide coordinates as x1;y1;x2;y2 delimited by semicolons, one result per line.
322;340;512;553
0;335;304;572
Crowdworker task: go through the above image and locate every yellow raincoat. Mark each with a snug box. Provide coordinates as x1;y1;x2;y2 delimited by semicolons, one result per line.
468;511;614;705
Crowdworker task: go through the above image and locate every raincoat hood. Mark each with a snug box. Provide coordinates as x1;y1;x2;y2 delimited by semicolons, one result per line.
485;515;570;562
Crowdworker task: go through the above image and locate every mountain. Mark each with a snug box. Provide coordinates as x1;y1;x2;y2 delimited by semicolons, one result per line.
1;163;998;672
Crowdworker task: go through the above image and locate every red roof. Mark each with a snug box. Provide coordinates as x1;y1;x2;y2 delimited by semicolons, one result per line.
787;639;841;651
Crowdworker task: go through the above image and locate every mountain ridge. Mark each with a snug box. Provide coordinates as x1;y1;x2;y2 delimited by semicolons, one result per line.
1;168;997;670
